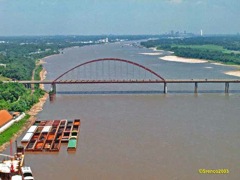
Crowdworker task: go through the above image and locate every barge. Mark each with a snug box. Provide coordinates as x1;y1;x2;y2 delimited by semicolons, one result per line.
22;119;81;152
67;137;77;151
67;119;81;151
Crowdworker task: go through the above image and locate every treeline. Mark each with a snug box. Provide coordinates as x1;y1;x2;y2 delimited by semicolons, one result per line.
0;36;96;80
141;36;240;51
0;37;68;80
0;35;160;81
141;36;240;64
172;47;240;64
0;42;57;80
0;82;44;112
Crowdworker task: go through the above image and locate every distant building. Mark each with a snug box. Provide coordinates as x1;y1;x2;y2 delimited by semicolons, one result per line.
0;110;13;128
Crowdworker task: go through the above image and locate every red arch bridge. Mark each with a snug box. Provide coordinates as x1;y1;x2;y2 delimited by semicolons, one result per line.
10;58;240;94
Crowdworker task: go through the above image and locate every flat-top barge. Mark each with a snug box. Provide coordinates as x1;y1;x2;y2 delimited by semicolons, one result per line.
22;119;81;152
67;119;81;151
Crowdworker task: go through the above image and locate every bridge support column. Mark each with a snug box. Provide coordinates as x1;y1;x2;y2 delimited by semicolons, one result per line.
49;83;56;102
51;83;56;94
194;82;198;93
225;82;229;93
164;82;167;94
31;83;35;91
24;83;31;89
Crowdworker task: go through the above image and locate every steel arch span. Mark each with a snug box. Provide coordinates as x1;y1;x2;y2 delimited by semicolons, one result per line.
53;58;166;83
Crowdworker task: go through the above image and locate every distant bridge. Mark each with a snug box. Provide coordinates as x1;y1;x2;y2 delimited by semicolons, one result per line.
4;58;240;94
15;79;240;94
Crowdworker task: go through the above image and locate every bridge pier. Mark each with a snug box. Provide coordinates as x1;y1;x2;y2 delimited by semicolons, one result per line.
49;83;56;102
49;93;56;102
164;82;167;94
225;82;229;93
24;83;31;89
194;82;198;93
51;83;56;94
31;83;35;91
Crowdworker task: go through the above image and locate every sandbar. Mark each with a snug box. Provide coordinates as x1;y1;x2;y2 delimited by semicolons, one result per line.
224;70;240;77
160;56;208;63
210;62;225;66
139;52;163;56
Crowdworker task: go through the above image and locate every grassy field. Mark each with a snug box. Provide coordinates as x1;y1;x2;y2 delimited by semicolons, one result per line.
0;75;11;81
0;114;30;146
172;44;240;54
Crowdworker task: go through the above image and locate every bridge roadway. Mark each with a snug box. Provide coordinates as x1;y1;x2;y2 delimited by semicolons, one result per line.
10;79;240;84
4;79;240;93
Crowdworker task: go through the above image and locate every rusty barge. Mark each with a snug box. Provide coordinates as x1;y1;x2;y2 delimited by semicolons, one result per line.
22;119;81;152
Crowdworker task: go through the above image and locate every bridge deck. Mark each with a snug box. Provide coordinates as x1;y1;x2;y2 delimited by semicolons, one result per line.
11;79;240;84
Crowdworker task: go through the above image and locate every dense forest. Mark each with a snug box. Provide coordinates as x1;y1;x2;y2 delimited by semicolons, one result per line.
0;82;44;112
0;36;92;80
141;36;240;65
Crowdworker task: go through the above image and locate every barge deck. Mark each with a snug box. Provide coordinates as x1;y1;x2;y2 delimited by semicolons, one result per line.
22;119;81;152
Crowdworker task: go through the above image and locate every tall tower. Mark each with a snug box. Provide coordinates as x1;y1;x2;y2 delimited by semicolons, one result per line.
200;29;203;36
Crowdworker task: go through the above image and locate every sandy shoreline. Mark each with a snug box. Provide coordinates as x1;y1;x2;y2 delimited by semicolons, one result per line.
224;70;240;77
139;52;163;56
38;59;47;90
160;55;208;63
161;56;240;77
42;53;60;60
210;62;240;68
0;59;48;152
151;47;240;77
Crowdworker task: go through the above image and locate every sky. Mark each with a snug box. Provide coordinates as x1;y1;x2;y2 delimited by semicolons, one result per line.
0;0;239;36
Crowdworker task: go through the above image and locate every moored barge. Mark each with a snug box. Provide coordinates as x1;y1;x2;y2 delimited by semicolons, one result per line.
67;119;81;151
22;119;81;152
67;137;77;151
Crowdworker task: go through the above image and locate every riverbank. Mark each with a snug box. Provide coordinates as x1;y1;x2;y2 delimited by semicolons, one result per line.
160;55;208;63
149;47;240;78
209;62;240;77
28;60;48;116
150;47;174;54
37;59;47;90
139;52;163;56
0;59;48;152
224;70;240;77
160;55;240;77
0;115;30;152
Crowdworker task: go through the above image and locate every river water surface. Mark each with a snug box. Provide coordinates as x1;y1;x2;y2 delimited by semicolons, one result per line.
5;42;240;179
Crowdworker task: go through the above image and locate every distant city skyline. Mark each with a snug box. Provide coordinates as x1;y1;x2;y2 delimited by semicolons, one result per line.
0;0;239;36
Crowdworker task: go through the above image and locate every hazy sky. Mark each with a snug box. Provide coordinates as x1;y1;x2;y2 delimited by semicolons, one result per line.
0;0;239;36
